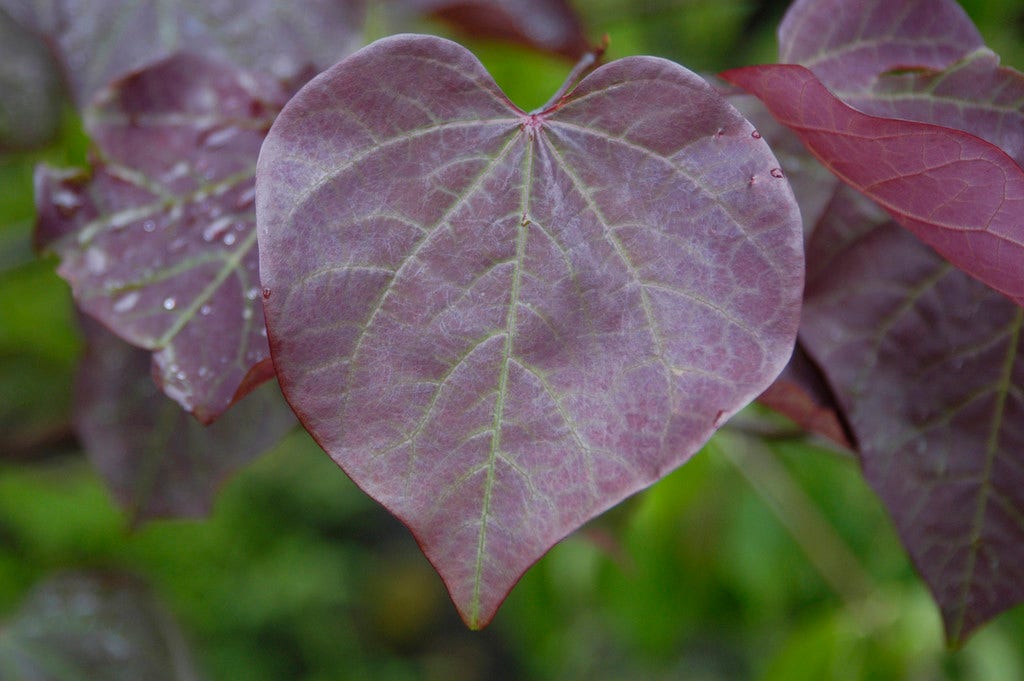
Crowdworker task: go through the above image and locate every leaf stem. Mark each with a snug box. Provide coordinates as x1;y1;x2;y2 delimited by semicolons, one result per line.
532;35;609;115
712;431;894;633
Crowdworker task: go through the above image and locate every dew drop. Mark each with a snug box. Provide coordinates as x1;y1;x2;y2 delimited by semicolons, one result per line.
200;304;212;316
748;175;757;186
203;215;233;242
246;287;260;301
113;291;141;313
53;188;82;216
751;130;762;139
163;297;177;311
222;232;237;246
142;220;157;232
242;307;253;320
198;366;210;378
770;167;784;178
262;287;272;299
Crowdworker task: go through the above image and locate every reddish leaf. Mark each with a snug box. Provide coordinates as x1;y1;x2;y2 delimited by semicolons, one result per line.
35;54;289;422
757;345;852;449
395;0;589;59
256;35;804;627
1;0;367;105
800;188;1024;644
0;571;201;680
722;64;1024;307
777;0;983;91
75;317;295;523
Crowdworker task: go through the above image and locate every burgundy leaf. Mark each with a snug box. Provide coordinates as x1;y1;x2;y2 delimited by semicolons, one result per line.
35;53;289;422
75;317;295;523
256;35;804;627
0;0;366;105
722;64;1024;307
394;0;589;59
777;0;983;92
800;189;1024;644
0;571;202;680
757;345;853;449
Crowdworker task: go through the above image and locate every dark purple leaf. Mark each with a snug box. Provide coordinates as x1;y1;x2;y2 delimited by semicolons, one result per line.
35;53;289;422
800;187;1024;645
256;35;804;627
0;571;202;680
777;0;983;92
394;0;590;59
0;0;366;105
0;7;65;151
75;317;295;523
722;64;1024;308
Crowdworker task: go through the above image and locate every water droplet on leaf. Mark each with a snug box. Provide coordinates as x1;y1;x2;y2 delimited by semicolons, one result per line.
163;297;177;311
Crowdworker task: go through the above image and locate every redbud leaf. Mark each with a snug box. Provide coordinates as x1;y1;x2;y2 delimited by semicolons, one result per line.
722;64;1024;307
257;35;804;627
0;572;202;680
778;0;983;91
0;7;65;151
75;318;295;523
800;187;1024;645
395;0;589;58
35;54;289;422
0;0;367;105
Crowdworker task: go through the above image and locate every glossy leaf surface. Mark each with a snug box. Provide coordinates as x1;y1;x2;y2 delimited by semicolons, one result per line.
723;64;1024;307
36;54;289;421
0;0;366;104
0;572;202;681
257;35;804;627
800;188;1024;644
778;0;983;91
75;318;295;523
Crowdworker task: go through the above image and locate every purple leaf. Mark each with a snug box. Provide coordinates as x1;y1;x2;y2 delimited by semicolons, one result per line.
35;53;290;422
75;317;295;523
777;0;983;91
256;35;804;627
722;64;1024;308
800;187;1024;645
0;571;202;680
0;0;367;105
838;48;1024;167
393;0;590;59
0;7;65;151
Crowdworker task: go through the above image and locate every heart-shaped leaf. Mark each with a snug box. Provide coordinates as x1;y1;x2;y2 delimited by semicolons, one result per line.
723;64;1024;307
800;186;1024;645
35;53;290;422
75;317;295;523
257;35;804;627
0;0;367;105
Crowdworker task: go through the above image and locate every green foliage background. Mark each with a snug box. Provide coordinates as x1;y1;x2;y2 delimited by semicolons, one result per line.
2;1;1024;679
